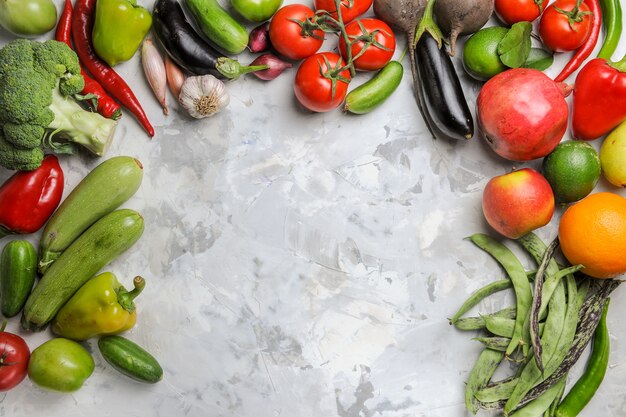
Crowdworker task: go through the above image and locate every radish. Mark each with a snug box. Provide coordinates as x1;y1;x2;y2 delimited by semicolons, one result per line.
477;68;572;162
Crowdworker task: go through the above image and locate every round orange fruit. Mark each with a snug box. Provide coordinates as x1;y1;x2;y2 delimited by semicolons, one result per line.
559;192;626;278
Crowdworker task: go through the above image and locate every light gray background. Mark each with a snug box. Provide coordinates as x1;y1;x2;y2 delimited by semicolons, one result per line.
0;1;625;416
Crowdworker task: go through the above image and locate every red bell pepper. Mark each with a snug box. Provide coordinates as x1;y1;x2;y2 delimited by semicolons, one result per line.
572;56;626;140
0;155;64;239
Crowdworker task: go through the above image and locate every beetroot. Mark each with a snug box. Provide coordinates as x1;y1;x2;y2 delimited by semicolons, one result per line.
477;68;572;161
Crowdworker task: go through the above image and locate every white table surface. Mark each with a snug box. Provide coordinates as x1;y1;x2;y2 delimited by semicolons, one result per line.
1;1;625;416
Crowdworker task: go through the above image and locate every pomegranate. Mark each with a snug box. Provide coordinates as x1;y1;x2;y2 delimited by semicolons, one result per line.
477;68;571;161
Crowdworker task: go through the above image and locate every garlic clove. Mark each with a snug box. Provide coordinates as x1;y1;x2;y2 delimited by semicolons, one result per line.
178;75;230;119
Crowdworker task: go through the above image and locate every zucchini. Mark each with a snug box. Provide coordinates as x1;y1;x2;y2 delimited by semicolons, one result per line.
0;240;37;317
22;209;144;331
184;0;249;55
38;156;143;275
98;336;163;383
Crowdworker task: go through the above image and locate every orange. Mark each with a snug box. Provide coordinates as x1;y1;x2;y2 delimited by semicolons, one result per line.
559;192;626;278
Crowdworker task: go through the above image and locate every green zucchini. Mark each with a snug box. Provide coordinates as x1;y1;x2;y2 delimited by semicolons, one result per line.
185;0;249;55
0;240;37;317
38;156;143;275
22;209;144;331
98;336;163;383
344;61;404;115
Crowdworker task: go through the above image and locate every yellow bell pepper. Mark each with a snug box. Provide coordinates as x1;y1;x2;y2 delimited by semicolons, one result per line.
52;272;145;341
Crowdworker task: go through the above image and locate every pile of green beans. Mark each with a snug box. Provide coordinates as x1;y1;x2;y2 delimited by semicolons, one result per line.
452;232;619;416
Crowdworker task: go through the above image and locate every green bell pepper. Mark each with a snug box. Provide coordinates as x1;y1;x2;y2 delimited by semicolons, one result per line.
92;0;152;66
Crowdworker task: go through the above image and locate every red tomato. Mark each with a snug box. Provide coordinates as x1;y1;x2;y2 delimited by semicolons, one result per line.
269;4;324;61
294;52;352;112
314;0;373;23
539;0;592;51
338;18;396;71
0;329;29;391
494;0;544;25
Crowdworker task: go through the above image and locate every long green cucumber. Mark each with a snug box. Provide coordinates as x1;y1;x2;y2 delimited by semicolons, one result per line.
22;209;144;331
185;0;249;55
98;336;163;383
38;156;143;275
0;240;37;317
344;61;404;114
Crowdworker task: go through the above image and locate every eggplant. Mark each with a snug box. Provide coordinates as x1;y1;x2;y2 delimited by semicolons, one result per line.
414;33;474;140
152;0;265;79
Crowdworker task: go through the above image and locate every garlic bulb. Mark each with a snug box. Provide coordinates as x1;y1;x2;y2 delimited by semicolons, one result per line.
178;75;229;119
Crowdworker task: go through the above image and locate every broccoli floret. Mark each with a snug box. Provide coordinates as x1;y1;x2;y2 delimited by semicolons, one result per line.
0;39;117;171
0;129;44;171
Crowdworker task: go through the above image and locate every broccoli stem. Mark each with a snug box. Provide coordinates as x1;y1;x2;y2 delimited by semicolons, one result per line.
47;85;117;156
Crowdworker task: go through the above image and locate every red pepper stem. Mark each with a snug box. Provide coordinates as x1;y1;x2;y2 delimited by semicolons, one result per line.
609;54;626;71
117;276;145;312
0;320;6;333
0;228;9;240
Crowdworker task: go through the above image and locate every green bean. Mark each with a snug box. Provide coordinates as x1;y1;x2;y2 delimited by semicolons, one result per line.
475;377;517;403
484;316;515;338
518;280;620;408
465;348;505;414
549;377;567;417
474;336;511;352
598;0;623;60
504;279;567;415
538;265;584;320
450;269;536;325
454;306;517;331
529;238;559;373
469;234;532;357
511;378;565;417
555;299;611;417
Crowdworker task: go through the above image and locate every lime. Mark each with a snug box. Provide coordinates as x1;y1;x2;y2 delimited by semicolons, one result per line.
600;122;626;187
542;140;601;203
463;26;509;81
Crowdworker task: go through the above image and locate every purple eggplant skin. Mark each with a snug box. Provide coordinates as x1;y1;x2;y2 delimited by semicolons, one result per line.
414;33;474;141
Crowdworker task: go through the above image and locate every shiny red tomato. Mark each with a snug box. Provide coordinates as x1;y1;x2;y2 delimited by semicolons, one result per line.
269;4;324;61
294;52;352;112
494;0;544;25
314;0;373;22
539;0;592;51
338;18;396;71
0;329;29;391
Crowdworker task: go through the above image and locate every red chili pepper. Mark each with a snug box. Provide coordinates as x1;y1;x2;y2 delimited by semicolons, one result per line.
554;0;602;82
55;0;122;120
0;155;64;239
72;0;154;136
571;56;626;140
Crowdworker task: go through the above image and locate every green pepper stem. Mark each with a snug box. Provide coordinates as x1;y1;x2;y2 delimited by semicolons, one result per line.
414;0;444;49
216;58;269;80
609;54;626;71
117;276;145;312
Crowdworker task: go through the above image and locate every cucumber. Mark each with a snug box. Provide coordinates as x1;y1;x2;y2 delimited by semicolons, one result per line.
38;156;143;275
98;336;163;383
185;0;249;55
0;240;37;317
344;61;404;115
22;209;144;331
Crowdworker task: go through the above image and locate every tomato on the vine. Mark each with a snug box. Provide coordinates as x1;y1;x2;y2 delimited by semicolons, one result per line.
0;326;29;391
539;0;592;52
494;0;545;25
314;0;373;23
294;52;352;112
338;18;396;71
269;4;324;60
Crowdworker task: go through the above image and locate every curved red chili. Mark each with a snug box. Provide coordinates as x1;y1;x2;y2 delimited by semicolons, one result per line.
72;0;154;136
0;155;65;239
554;0;602;82
55;0;122;120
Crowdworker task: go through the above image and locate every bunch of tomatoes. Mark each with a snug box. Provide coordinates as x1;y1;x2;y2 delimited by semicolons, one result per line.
496;0;594;51
268;0;396;112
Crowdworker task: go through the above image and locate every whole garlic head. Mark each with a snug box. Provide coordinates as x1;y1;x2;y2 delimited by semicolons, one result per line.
178;75;230;118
